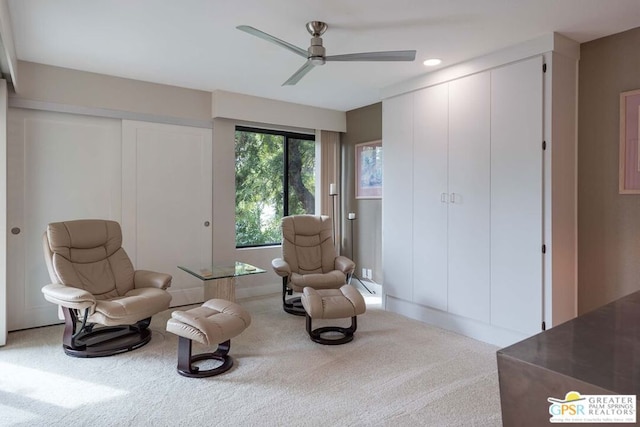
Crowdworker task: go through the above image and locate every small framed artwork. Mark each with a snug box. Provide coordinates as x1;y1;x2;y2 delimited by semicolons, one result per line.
355;140;383;199
619;89;640;194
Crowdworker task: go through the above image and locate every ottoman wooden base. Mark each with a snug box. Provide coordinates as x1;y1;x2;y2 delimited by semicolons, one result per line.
301;285;366;345
306;315;358;345
176;337;233;378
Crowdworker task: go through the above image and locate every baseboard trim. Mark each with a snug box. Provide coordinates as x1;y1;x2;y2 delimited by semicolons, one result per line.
385;296;528;348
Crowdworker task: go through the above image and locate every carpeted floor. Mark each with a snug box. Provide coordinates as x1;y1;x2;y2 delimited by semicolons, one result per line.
0;294;502;426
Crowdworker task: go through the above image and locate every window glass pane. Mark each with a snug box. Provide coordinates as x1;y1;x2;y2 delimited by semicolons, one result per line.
287;138;316;215
235;130;284;247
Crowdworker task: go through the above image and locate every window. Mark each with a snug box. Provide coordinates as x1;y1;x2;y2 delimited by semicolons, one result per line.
235;126;316;247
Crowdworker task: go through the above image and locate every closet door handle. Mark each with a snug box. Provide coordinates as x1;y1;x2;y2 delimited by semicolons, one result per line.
440;193;448;203
449;193;457;204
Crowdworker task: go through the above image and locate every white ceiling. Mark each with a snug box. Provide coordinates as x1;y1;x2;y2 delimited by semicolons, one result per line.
6;0;640;112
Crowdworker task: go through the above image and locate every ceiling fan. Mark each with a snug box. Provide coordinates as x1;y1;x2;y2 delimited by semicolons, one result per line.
237;21;416;86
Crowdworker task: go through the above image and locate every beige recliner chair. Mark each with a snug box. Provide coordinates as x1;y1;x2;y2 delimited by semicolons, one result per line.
41;219;172;357
272;215;355;315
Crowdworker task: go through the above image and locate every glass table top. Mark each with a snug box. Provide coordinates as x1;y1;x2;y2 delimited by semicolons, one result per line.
178;261;266;281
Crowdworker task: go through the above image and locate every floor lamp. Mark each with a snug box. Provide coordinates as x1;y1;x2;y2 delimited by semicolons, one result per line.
329;183;338;246
347;212;374;294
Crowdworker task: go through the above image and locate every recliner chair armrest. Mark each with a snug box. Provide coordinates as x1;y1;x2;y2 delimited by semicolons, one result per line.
271;258;291;277
134;270;172;290
41;283;96;311
335;256;356;275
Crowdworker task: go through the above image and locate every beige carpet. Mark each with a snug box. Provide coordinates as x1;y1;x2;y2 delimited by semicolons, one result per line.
0;294;502;426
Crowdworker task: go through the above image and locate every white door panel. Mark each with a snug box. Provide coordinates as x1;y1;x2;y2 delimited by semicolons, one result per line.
122;121;212;307
447;72;491;323
491;57;543;335
7;109;122;330
413;84;449;310
382;95;414;301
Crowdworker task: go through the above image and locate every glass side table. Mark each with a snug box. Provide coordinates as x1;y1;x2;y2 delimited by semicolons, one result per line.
178;261;266;302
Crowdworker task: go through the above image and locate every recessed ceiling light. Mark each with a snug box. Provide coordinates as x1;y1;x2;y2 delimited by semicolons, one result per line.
423;58;442;67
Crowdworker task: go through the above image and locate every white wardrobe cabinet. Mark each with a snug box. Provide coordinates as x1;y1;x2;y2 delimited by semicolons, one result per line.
383;48;576;347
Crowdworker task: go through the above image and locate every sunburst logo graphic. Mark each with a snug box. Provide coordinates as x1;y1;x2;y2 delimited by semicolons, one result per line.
548;391;586;405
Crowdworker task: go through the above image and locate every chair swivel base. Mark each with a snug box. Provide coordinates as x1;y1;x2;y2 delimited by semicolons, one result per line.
306;315;357;345
63;317;153;358
283;296;306;316
177;336;233;378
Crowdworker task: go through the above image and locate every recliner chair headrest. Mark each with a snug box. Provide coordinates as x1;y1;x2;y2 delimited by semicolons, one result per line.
47;219;123;262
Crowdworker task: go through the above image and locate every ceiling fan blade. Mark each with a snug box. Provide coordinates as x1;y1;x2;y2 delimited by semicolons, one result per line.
282;61;316;86
237;25;308;59
326;50;416;62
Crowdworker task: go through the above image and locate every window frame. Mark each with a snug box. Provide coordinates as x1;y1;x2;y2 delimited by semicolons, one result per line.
235;125;316;248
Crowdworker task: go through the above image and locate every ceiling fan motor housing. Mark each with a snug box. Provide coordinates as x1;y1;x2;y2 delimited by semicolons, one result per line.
308;37;326;65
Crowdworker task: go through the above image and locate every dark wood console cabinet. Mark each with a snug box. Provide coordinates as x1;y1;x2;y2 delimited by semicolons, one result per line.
497;290;640;426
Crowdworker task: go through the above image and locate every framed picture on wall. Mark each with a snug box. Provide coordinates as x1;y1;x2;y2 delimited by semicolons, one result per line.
619;89;640;194
355;140;383;199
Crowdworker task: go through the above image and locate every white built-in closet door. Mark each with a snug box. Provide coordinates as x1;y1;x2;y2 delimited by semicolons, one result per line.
490;56;543;335
413;84;449;310
122;120;212;307
382;94;414;301
6;109;122;330
447;72;491;323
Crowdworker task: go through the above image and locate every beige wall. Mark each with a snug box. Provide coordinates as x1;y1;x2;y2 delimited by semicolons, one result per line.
12;61;212;122
578;27;640;314
342;103;382;283
212;90;345;132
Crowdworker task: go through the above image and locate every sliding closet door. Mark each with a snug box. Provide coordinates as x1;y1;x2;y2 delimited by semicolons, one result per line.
490;57;543;335
413;84;449;310
6;109;122;330
447;72;491;323
122;120;212;307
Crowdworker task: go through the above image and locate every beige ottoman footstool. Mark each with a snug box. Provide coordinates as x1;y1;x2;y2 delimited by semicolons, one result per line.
301;284;366;345
166;299;251;378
